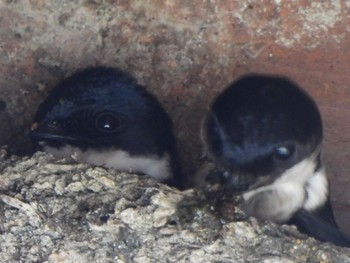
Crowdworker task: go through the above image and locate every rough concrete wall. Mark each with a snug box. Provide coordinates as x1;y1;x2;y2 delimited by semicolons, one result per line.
1;1;350;233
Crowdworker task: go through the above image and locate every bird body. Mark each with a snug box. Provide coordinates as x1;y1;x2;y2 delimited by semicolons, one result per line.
203;74;350;246
29;67;182;187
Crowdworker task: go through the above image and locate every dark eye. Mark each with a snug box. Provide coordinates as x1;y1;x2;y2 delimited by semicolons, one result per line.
95;113;121;133
273;145;295;161
47;120;59;131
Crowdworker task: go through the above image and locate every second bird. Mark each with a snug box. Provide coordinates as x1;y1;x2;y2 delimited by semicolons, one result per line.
202;74;350;247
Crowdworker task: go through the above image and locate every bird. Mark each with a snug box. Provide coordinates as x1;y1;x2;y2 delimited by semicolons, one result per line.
28;67;182;188
202;74;350;247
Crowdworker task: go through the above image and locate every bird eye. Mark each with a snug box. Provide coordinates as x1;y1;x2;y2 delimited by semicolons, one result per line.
95;113;121;133
273;145;295;161
47;120;59;131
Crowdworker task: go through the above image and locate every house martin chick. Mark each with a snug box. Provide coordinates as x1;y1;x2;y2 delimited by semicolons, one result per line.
29;67;182;188
202;74;350;247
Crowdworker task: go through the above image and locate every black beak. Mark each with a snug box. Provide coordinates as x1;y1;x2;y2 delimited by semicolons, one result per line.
28;130;79;143
28;122;81;144
223;172;256;192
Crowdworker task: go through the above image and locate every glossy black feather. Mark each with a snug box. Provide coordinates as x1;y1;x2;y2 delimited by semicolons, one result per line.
289;208;350;247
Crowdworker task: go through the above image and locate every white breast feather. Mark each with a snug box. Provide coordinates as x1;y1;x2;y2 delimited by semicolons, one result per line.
243;152;329;222
42;144;172;181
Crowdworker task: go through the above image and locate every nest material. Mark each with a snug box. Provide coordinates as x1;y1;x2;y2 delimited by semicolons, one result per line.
0;150;349;263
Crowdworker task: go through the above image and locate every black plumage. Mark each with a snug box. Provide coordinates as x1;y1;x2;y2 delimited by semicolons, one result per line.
29;67;182;188
202;74;350;247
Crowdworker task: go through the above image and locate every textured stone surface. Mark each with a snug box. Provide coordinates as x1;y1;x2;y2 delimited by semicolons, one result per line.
1;1;350;233
1;151;350;263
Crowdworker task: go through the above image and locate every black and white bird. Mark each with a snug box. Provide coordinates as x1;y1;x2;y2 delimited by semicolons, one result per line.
202;74;350;247
29;67;182;188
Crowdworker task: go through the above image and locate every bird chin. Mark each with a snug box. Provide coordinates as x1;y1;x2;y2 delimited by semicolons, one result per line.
243;182;306;223
242;155;329;223
41;144;173;182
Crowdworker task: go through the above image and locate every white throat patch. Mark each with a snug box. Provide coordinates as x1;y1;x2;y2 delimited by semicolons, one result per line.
243;152;328;223
42;144;172;181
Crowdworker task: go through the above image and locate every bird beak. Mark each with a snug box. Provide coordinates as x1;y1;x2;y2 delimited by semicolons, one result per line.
28;130;79;142
223;172;258;192
28;122;80;143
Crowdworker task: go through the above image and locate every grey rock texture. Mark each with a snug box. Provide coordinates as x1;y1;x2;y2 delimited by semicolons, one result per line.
0;150;350;263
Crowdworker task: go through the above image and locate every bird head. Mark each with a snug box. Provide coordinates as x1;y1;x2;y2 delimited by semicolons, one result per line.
29;67;181;187
203;74;323;192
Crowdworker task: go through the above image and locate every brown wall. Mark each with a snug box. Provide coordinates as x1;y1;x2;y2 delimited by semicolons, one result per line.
1;1;350;233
